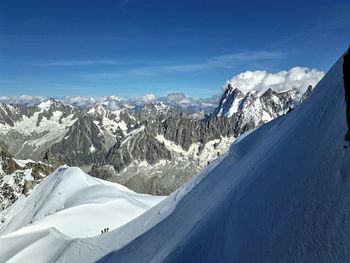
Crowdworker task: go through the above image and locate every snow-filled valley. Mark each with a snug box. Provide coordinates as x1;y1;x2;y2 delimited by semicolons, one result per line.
0;52;349;262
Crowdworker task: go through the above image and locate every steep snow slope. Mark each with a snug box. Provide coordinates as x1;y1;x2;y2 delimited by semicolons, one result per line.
0;55;345;262
0;154;223;263
95;56;348;262
0;166;164;239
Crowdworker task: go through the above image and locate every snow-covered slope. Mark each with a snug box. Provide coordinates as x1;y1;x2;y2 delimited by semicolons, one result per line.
0;157;221;263
0;166;164;239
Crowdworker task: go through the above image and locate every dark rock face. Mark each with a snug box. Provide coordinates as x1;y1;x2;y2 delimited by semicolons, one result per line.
302;85;313;101
101;127;172;173
49;116;106;166
0;143;54;210
211;84;245;117
343;47;350;140
0;104;19;126
0;142;21;174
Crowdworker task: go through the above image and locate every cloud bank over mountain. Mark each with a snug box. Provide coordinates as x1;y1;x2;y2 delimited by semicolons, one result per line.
228;67;325;94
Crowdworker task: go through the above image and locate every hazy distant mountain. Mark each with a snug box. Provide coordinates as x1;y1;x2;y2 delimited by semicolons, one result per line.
0;93;219;113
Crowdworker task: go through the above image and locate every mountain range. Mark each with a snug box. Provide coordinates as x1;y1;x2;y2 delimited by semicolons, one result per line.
0;81;313;197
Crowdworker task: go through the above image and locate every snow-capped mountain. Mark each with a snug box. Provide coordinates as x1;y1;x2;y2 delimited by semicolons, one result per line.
212;81;312;119
0;142;53;210
90;81;313;195
0;52;346;263
0;75;316;195
0;99;78;161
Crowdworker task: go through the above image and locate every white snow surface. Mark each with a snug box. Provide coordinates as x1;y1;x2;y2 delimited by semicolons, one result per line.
12;159;36;167
155;134;234;168
0;166;164;241
37;100;53;111
1;56;349;262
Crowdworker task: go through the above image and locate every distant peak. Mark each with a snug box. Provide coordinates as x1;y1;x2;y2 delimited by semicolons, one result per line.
37;100;53;110
261;88;278;97
37;98;65;111
226;82;242;92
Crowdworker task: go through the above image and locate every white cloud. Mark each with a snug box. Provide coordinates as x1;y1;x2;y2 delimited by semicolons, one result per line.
229;67;325;94
142;94;157;103
213;51;286;64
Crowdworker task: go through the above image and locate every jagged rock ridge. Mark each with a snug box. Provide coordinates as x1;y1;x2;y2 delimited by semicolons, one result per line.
0;143;54;210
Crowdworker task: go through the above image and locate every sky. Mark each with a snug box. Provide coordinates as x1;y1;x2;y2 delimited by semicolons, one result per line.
0;0;349;98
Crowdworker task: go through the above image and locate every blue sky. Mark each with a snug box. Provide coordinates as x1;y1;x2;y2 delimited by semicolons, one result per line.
0;0;349;98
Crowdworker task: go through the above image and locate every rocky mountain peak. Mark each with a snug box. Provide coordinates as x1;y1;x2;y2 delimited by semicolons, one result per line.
88;103;108;115
211;81;314;120
211;83;245;118
37;98;64;111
